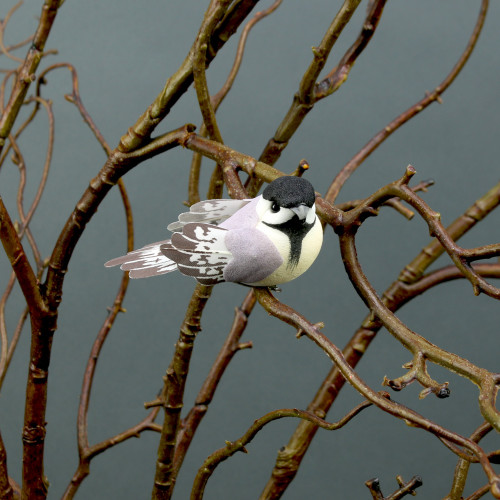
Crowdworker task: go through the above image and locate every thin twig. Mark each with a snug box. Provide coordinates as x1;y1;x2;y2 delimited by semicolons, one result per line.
325;0;489;204
173;290;256;476
192;399;380;499
254;288;500;497
0;0;61;157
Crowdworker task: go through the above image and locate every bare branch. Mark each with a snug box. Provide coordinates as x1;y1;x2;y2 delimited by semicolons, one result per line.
325;0;489;204
0;0;61;157
192;399;380;499
152;284;213;500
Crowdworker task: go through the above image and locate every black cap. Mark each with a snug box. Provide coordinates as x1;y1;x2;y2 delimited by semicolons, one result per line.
262;176;316;208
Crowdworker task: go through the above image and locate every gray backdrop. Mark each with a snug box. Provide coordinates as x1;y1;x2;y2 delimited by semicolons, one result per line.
2;1;500;498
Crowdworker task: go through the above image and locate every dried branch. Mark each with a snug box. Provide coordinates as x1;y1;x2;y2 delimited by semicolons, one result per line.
118;1;259;153
62;409;161;500
0;1;28;63
338;167;500;431
314;0;388;100
325;0;489;204
37;62;111;155
152;284;213;500
0;197;44;314
250;0;385;196
172;290;256;476
0;429;13;500
365;475;423;500
191;398;379;499
65;181;134;499
0;0;61;157
447;422;494;500
189;0;282;204
260;260;500;498
261;163;500;498
192;0;229;201
465;484;492;500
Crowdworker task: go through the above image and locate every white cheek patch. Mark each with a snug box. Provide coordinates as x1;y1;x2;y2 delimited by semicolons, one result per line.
261;206;295;226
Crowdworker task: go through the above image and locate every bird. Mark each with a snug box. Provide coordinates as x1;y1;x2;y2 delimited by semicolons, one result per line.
105;176;323;287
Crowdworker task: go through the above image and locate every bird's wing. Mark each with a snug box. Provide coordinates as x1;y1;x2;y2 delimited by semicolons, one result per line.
167;199;252;231
104;241;177;279
161;223;232;285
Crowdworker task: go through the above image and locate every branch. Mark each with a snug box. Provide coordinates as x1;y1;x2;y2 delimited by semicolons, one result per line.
0;428;13;500
117;0;259;153
254;288;500;497
188;0;282;204
325;0;489;203
314;0;388;100
152;284;213;500
191;399;379;499
184;132;344;225
0;0;61;157
173;290;256;476
447;422;494;500
365;475;423;500
261;169;500;497
337;168;500;431
252;0;367;188
0;197;45;314
43;123;192;311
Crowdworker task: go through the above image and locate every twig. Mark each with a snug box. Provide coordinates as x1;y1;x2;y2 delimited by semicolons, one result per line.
66;177;134;499
0;197;44;314
173;290;256;476
260;168;500;497
192;399;380;499
0;0;61;157
314;0;388;100
0;428;13;500
337;168;500;431
254;288;500;497
192;0;230;201
189;0;282;204
365;475;423;500
0;1;29;63
117;1;259;153
447;422;493;500
62;409;161;500
325;0;489;204
247;0;379;195
36;62;111;155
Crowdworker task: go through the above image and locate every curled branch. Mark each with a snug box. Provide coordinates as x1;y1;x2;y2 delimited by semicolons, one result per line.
325;0;489;204
191;398;380;499
0;0;61;157
254;288;500;497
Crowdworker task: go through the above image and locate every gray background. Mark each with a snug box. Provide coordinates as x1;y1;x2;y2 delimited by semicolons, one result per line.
1;0;500;498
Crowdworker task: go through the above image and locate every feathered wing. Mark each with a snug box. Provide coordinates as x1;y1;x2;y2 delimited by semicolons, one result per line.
104;241;177;279
105;198;251;282
167;199;251;231
161;223;232;285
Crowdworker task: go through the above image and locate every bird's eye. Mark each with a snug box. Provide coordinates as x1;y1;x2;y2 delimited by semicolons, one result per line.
271;202;280;213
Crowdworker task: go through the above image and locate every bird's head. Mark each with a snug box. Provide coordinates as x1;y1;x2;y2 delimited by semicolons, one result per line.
257;176;317;226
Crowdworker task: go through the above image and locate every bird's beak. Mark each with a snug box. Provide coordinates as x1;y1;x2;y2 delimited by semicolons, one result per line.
291;204;314;223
